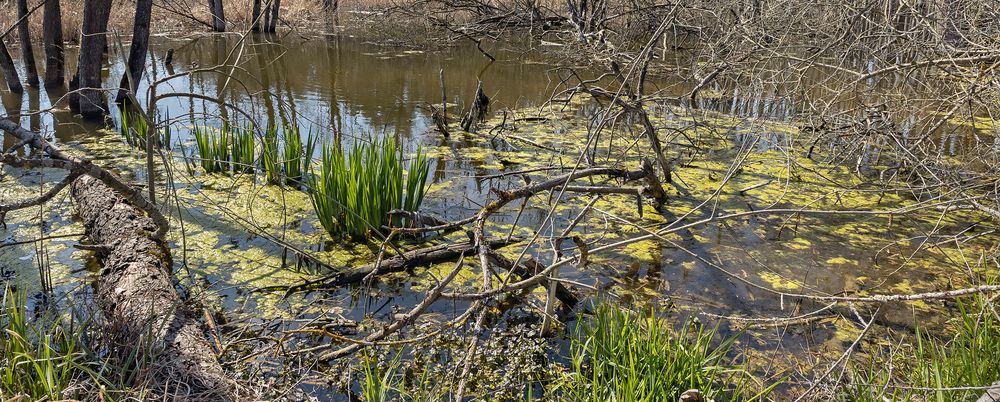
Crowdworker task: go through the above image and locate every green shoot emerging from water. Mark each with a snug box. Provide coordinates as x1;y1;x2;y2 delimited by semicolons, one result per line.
309;137;430;240
192;124;230;173
117;108;149;148
840;291;1000;402
230;120;256;173
282;125;316;187
261;125;281;184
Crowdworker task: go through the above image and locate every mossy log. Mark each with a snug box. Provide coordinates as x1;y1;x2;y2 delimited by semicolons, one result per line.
71;176;237;400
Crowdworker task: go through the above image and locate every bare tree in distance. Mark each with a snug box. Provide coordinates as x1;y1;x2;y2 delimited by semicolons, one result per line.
0;41;22;93
117;0;154;103
209;0;226;32
73;0;113;118
42;0;64;87
15;0;39;87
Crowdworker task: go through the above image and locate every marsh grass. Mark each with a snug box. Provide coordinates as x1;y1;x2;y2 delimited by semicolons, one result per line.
117;108;174;149
117;108;150;148
0;290;78;400
355;347;449;401
282;125;317;187
562;304;769;401
359;349;402;402
0;287;156;401
261;125;282;184
230;121;257;173
840;293;1000;401
192;124;231;173
309;137;430;240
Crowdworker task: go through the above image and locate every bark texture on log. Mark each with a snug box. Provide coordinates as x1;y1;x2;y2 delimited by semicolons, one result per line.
42;0;64;87
71;175;237;400
0;41;23;93
16;0;40;87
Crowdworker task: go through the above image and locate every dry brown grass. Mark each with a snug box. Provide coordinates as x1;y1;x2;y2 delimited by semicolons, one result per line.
0;0;402;47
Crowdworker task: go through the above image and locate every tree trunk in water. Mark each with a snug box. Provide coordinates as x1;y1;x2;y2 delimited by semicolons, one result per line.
0;42;23;93
267;0;280;32
16;0;39;87
71;175;237;399
209;0;226;32
42;0;64;87
251;0;262;32
75;0;112;119
116;0;154;104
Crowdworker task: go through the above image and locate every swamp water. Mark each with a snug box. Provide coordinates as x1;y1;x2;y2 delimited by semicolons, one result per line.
2;33;997;398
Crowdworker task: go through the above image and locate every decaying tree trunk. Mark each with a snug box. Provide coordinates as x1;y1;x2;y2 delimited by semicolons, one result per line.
208;0;226;32
42;0;65;87
117;0;154;103
72;176;237;400
16;0;40;87
461;80;489;132
75;0;113;118
0;42;23;93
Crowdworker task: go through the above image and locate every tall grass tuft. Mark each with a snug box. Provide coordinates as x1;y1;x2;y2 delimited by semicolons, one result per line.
309;137;430;240
261;125;281;184
192;124;230;173
359;349;402;402
0;290;79;400
230;120;256;173
1;287;157;400
563;304;767;401
118;108;149;148
840;292;1000;402
118;108;174;149
282;125;316;186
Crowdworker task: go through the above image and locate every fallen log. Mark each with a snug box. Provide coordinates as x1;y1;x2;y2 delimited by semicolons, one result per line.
0;118;236;399
272;236;522;294
486;250;579;308
72;176;237;400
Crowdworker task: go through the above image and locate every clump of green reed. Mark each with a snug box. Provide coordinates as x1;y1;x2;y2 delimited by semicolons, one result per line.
230;120;256;173
359;349;403;402
118;108;149;148
354;347;448;402
839;292;1000;402
282;125;317;186
562;304;769;401
118;108;173;149
0;290;78;400
192;124;230;173
191;120;256;174
1;287;156;400
261;125;281;184
309;137;430;240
